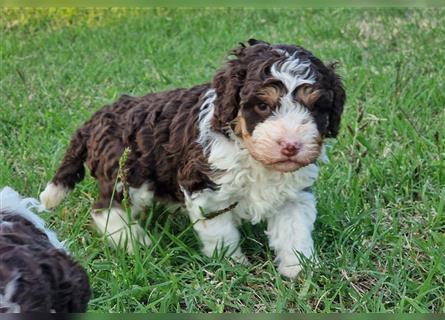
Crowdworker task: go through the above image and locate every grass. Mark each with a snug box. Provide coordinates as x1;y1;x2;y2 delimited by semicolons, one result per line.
1;8;444;312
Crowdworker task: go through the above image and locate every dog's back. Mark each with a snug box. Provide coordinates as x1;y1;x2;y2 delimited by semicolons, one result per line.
40;83;214;211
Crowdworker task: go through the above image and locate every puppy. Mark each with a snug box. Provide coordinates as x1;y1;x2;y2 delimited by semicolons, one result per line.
0;187;90;312
40;39;345;278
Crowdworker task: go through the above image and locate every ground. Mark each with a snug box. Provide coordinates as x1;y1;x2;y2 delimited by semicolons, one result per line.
0;8;444;312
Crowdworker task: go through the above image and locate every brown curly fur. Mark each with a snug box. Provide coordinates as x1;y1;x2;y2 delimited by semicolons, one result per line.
52;84;215;208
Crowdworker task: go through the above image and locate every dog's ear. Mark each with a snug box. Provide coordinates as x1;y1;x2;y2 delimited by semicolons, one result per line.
325;62;346;138
312;62;346;138
211;45;247;134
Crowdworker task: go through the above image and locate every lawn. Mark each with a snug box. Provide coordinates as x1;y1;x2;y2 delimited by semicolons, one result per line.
0;8;444;312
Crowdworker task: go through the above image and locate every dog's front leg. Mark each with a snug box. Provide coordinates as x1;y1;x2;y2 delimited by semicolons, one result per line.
191;212;248;264
266;191;317;279
185;190;248;264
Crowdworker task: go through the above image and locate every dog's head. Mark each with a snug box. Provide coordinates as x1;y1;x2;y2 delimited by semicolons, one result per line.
210;39;346;172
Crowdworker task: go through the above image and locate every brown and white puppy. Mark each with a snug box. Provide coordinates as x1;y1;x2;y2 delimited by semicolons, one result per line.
40;39;345;278
0;187;90;312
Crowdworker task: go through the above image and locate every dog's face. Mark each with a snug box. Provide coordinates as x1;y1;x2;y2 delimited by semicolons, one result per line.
234;60;323;172
211;39;346;172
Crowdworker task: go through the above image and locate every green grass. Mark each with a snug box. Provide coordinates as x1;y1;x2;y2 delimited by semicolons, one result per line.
1;8;444;312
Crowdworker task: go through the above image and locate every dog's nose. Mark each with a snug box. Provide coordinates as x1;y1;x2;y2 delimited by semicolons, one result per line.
279;141;301;157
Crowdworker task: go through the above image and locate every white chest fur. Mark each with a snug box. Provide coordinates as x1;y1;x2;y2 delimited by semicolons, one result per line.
192;88;320;224
190;132;319;224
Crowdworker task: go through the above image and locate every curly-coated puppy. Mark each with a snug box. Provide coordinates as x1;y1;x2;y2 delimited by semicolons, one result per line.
0;187;90;312
40;39;345;278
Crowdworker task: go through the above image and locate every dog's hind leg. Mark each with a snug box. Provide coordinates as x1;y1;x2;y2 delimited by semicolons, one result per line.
128;182;154;216
91;207;151;253
91;180;151;253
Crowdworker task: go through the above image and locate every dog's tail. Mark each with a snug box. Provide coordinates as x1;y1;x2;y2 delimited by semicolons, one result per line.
40;128;88;209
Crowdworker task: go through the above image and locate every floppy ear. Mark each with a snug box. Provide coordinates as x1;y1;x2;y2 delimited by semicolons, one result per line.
211;45;247;134
325;62;346;138
311;62;346;138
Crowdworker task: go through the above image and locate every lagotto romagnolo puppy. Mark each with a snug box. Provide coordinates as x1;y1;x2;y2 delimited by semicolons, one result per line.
40;39;345;278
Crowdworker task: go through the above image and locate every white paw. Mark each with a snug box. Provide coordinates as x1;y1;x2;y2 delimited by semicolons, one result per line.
39;183;70;209
231;251;250;265
91;208;151;254
278;263;303;279
125;223;152;254
203;245;249;265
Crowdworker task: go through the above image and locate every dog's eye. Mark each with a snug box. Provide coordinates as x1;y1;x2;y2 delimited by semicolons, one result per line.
254;103;271;116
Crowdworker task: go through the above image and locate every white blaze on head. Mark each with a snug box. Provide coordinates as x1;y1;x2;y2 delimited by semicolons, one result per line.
270;55;316;97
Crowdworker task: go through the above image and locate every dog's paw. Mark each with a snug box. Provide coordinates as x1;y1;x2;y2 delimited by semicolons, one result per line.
278;263;303;279
125;224;152;254
91;208;151;254
231;251;250;265
39;183;69;209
